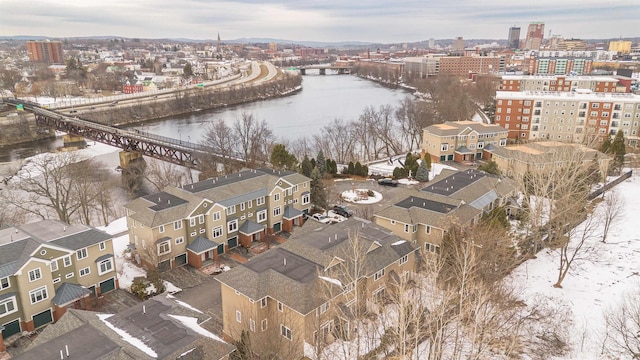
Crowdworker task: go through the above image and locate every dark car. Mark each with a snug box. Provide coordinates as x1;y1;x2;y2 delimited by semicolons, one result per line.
378;178;398;187
333;204;354;218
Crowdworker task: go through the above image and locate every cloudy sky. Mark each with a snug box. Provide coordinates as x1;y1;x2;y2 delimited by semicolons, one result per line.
1;0;638;43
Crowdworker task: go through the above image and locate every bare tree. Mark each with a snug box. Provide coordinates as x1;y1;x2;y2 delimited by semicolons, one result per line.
315;119;356;164
144;159;192;192
600;190;623;243
233;112;274;167
602;286;640;359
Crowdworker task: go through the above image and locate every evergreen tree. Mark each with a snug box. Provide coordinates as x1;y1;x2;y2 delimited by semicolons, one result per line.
310;168;328;210
393;167;408;178
362;164;369;177
300;155;313;177
610;131;626;173
600;136;612;154
347;161;355;175
316;150;327;175
354;162;363;176
270;144;297;170
404;153;419;178
424;152;432;170
183;62;193;78
415;158;430;182
478;160;500;175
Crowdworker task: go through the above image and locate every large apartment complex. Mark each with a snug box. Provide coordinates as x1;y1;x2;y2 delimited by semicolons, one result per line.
525;55;593;75
124;168;311;271
0;220;118;346
216;219;417;359
422;121;509;163
26;40;65;64
494;91;640;146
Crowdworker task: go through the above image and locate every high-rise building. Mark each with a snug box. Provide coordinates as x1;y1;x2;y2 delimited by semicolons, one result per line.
453;37;465;51
26;40;64;64
524;22;545;50
508;26;521;49
428;38;436;49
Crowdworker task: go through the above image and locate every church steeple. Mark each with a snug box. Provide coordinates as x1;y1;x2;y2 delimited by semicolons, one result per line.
217;32;222;53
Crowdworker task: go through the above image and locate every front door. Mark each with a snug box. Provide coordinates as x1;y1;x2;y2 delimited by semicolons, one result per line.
273;222;281;233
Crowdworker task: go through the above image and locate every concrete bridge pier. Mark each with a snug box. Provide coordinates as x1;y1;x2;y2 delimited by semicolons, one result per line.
63;134;87;149
319;68;326;75
299;68;306;75
119;151;144;169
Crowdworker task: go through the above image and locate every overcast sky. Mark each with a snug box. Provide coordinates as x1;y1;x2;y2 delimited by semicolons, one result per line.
1;0;638;43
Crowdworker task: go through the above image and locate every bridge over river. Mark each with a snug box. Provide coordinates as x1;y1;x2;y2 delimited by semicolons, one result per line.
2;98;243;169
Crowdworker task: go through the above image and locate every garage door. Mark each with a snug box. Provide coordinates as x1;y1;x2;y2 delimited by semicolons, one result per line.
273;222;282;233
2;319;21;338
33;309;53;329
99;278;116;294
227;236;238;249
175;253;187;266
217;243;225;255
158;259;171;272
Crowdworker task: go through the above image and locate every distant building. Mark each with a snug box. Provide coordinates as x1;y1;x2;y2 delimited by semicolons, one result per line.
500;75;622;93
556;39;588;51
508;26;521;49
609;40;632;54
26;40;65;64
403;56;439;79
439;55;504;77
428;38;436;49
525;55;592;75
524;22;545;50
453;37;465;51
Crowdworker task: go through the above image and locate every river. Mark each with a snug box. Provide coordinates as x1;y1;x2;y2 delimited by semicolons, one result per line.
0;74;409;163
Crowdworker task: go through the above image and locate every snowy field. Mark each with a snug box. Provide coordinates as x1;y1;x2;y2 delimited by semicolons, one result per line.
510;172;640;359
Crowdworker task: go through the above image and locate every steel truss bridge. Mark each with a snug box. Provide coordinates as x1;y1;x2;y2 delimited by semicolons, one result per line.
2;99;241;169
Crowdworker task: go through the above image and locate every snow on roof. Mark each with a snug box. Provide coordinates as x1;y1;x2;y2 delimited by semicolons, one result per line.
166;294;202;314
97;313;158;358
319;276;343;287
167;315;225;342
392;240;407;246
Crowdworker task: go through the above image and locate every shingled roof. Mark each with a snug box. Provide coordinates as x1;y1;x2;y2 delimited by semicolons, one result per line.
216;219;417;315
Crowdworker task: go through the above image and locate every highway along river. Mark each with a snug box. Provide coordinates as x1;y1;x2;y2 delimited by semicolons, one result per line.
0;74;409;163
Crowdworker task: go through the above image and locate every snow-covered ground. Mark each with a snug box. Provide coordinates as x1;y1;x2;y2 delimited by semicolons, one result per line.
510;172;640;359
341;189;383;204
367;156;457;179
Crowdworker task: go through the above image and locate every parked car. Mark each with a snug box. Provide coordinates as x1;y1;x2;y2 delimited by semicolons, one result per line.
311;213;332;224
333;204;354;218
378;178;398;187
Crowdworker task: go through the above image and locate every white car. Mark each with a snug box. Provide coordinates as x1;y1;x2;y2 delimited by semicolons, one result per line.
311;213;332;224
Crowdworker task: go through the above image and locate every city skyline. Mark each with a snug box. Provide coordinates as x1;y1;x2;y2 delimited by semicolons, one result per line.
1;0;639;43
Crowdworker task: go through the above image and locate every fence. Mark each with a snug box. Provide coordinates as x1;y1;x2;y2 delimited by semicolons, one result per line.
588;170;633;200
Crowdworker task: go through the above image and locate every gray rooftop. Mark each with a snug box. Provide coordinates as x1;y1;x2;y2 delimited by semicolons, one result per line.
181;169;265;194
239;220;265;235
420;169;488;197
395;196;455;214
187;236;219;254
52;282;92;306
142;191;188;211
283;205;304;220
244;248;319;284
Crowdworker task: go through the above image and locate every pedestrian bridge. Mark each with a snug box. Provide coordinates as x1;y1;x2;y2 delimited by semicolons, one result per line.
2;98;242;169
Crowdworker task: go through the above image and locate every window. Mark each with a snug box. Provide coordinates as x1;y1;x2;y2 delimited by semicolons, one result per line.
29;268;42;282
302;193;310;205
77;248;88;260
399;255;409;265
278;301;284;312
281;325;292;340
293;185;298;192
159;225;165;234
156;239;171;254
190;218;196;227
0;277;9;290
79;267;90;277
98;258;113;275
262;319;268;331
273;206;281;217
66;272;74;279
441;143;448;151
228;219;238;233
198;214;205;224
425;243;441;254
213;211;221;221
52;277;60;284
174;220;182;230
199;228;206;234
260;297;267;308
274;193;280;202
63;256;72;267
404;224;410;233
30;286;48;304
318;302;330;315
374;269;385;281
236;310;242;323
257;210;267;223
240;202;245;211
226;205;236;215
257;197;265;206
0;297;16;316
50;260;58;272
175;237;184;245
212;226;223;238
343;282;355;294
250;319;256;332
592;103;600;108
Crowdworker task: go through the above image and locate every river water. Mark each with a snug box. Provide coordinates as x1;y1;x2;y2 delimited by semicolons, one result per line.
0;74;409;163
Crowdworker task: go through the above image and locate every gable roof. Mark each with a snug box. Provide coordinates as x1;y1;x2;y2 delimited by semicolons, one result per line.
424;121;507;137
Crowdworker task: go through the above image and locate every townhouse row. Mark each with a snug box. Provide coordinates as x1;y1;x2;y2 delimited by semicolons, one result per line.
124;168;312;271
0;220;118;347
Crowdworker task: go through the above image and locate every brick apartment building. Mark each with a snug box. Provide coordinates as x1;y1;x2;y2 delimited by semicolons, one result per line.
500;75;623;93
26;41;65;64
